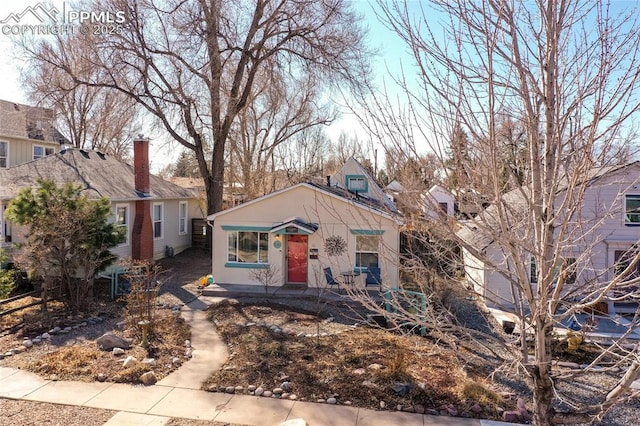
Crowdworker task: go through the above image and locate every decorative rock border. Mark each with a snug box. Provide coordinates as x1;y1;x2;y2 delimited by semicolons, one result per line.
1;316;106;359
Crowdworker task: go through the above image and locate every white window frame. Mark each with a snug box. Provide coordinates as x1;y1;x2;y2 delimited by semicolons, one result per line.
33;145;55;160
153;202;164;239
178;201;188;235
115;204;129;246
530;257;538;284
0;141;8;168
355;235;380;269
227;231;269;264
624;195;640;225
346;176;367;192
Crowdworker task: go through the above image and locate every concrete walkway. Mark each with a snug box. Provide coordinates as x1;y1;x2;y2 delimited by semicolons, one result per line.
0;293;516;426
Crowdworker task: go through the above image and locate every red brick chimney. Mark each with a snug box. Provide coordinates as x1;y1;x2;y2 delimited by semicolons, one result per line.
131;136;154;260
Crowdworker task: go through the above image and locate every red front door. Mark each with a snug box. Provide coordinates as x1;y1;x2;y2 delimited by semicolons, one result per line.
287;234;308;284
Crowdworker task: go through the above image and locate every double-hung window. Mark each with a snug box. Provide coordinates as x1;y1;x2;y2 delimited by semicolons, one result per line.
625;195;640;224
115;205;129;245
227;231;269;263
178;202;188;235
355;235;379;269
0;141;7;168
530;257;538;284
33;145;54;160
153;203;163;239
530;257;577;285
562;258;577;284
614;248;640;298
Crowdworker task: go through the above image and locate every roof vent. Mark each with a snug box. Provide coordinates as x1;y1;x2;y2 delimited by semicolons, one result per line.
96;152;106;160
79;149;90;159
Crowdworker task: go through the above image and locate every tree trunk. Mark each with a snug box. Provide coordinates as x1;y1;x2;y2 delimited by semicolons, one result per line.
531;319;554;425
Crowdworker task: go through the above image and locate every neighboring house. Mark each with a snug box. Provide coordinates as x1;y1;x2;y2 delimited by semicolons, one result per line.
207;158;403;288
458;162;640;313
0;138;199;261
169;176;247;208
423;184;455;218
384;180;455;218
0;100;66;169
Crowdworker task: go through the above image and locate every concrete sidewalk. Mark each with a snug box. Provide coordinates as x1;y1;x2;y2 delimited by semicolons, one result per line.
0;367;513;426
0;294;516;426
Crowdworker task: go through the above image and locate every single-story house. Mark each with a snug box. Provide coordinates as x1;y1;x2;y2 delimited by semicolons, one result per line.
207;158;403;288
0;138;200;261
458;161;640;314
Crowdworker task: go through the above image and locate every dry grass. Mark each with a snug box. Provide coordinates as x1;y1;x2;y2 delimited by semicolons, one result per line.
2;308;191;384
204;299;514;419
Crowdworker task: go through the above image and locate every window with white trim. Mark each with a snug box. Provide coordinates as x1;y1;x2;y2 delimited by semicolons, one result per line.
178;201;188;235
0;141;7;168
115;204;129;245
347;176;367;192
614;247;640;298
530;257;538;284
625;195;640;224
355;235;379;269
227;231;269;263
153;203;163;239
33;145;55;160
562;258;577;285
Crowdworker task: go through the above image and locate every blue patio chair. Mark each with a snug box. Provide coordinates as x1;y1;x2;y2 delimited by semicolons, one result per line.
366;266;382;287
324;267;341;288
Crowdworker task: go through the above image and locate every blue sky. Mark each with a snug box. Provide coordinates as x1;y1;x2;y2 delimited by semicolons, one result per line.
0;0;415;168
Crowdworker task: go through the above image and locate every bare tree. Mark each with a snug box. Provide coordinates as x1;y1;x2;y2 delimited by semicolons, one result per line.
17;0;370;215
230;71;332;199
275;126;332;186
21;34;141;160
349;1;640;423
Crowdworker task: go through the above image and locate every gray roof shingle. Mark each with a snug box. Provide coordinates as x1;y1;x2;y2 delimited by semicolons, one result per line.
0;148;195;201
0;100;68;144
457;161;640;251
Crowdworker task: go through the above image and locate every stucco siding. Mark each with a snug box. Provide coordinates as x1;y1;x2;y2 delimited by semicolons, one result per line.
210;185;400;288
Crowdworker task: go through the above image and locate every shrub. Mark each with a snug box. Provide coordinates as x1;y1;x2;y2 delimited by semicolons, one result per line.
0;269;15;299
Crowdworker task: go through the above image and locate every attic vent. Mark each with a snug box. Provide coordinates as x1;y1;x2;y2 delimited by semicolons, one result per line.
96;152;106;160
79;149;90;159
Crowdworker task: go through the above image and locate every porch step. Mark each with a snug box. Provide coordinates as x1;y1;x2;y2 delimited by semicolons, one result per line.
281;283;308;290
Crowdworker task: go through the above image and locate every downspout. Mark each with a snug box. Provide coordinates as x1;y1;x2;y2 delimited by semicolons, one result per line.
207;218;215;276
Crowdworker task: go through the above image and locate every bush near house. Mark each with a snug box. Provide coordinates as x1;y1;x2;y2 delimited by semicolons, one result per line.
5;179;125;313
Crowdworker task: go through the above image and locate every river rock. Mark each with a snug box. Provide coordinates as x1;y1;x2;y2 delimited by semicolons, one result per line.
122;356;137;368
97;333;131;351
279;419;307;426
140;371;157;385
143;358;157;366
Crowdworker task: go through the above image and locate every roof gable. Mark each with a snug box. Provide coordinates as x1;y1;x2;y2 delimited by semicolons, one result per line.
329;157;397;212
